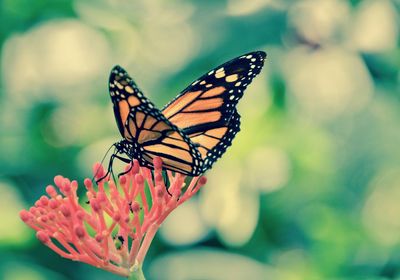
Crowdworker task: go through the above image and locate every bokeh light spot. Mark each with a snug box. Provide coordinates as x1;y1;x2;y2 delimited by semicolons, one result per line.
350;0;399;52
363;168;400;246
284;47;373;122
246;147;291;192
160;199;209;246
0;180;30;245
2;19;111;105
149;249;281;280
200;162;259;246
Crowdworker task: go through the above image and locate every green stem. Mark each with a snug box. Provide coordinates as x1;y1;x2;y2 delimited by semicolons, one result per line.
128;264;145;280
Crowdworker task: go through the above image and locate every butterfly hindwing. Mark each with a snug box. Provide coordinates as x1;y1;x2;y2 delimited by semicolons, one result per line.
109;66;203;176
188;110;241;172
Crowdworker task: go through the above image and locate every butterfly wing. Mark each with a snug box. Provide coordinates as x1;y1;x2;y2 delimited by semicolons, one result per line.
190;110;241;172
162;51;266;171
109;66;203;175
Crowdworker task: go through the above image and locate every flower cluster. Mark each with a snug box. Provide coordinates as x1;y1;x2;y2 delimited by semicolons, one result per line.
20;157;206;277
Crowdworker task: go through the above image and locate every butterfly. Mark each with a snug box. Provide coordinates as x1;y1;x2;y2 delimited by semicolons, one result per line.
107;51;266;177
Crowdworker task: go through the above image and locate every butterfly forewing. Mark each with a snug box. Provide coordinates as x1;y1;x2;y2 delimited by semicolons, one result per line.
109;66;150;137
162;51;266;170
162;51;266;127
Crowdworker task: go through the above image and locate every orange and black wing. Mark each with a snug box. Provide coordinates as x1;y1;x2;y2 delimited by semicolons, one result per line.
109;66;203;175
189;110;241;171
162;51;266;171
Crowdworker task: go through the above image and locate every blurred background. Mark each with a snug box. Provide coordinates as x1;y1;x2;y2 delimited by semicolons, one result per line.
1;0;400;279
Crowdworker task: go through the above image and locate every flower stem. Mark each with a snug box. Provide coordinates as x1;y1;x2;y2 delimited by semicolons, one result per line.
128;264;145;280
135;223;159;264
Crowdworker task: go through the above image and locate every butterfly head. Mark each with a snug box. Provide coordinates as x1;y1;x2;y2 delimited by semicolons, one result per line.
114;139;132;155
113;139;149;169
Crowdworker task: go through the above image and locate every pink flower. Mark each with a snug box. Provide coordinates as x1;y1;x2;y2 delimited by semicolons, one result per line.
20;157;207;278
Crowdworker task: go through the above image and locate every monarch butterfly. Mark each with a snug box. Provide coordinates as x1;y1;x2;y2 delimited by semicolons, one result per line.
106;51;266;178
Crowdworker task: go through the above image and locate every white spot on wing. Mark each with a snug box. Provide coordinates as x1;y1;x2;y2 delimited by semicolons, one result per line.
215;71;225;79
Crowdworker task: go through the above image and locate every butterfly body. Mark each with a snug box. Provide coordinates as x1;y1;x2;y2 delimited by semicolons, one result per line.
108;51;266;176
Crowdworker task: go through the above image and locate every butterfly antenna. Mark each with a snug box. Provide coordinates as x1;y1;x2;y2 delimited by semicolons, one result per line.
92;143;117;184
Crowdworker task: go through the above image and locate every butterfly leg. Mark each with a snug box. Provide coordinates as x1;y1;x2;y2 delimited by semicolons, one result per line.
95;154;114;184
96;153;131;184
162;170;173;196
92;143;119;184
108;154;132;179
117;159;135;178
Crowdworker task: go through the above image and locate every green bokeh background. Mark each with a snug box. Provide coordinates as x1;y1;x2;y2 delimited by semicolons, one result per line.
1;0;400;279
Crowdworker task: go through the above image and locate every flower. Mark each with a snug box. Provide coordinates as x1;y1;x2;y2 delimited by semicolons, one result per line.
19;157;207;278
